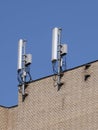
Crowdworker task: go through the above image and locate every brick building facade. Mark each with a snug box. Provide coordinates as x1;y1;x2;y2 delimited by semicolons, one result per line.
0;60;98;130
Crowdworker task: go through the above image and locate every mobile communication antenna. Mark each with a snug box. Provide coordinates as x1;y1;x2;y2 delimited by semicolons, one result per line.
17;39;32;101
51;27;68;89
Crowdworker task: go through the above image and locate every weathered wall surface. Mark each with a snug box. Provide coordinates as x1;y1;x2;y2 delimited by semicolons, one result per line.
0;107;8;130
1;61;98;130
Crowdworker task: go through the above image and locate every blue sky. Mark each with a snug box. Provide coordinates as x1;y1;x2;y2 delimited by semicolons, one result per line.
0;0;98;106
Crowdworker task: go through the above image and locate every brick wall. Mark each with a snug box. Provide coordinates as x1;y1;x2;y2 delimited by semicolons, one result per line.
1;61;98;130
0;107;8;130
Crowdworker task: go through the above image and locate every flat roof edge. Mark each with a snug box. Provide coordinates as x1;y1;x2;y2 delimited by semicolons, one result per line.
31;59;98;83
1;59;98;108
0;105;18;109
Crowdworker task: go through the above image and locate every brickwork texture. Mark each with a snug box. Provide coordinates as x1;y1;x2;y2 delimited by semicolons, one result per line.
0;107;8;130
0;61;98;130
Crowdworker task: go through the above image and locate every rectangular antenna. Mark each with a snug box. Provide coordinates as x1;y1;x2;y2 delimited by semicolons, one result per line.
51;27;59;62
61;44;68;56
25;54;32;66
51;27;68;89
17;39;24;70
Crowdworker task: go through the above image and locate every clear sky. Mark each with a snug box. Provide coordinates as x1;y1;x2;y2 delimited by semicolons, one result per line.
0;0;98;106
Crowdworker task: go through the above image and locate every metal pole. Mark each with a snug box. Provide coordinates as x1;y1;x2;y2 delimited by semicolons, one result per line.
22;41;26;100
57;28;62;86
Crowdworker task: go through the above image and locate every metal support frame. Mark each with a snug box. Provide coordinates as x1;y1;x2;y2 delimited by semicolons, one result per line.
17;39;32;102
52;28;67;89
57;28;62;86
22;42;26;100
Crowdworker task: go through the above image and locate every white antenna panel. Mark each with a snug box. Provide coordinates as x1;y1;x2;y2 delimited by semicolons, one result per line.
25;54;32;66
61;44;68;56
51;27;59;62
17;39;24;70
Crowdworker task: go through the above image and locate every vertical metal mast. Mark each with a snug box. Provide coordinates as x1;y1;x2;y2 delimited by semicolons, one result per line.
51;27;68;89
22;41;26;97
17;39;32;102
57;28;62;85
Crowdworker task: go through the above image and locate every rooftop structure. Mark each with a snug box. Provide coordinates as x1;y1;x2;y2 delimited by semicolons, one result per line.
0;60;98;130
